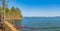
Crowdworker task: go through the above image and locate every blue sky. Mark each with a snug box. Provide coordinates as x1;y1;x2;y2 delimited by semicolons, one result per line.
7;0;60;17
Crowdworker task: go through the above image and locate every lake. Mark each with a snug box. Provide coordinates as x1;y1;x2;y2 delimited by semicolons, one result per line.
18;17;60;31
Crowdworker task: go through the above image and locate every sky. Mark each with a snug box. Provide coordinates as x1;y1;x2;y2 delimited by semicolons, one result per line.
2;0;60;17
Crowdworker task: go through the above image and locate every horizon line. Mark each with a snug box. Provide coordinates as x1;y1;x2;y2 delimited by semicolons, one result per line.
23;16;60;17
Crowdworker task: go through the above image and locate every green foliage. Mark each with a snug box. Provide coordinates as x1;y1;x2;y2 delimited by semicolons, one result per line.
15;7;21;14
10;6;22;15
0;7;1;10
0;7;4;14
15;7;21;13
5;8;10;13
15;8;21;13
5;8;10;16
11;6;15;11
0;6;22;16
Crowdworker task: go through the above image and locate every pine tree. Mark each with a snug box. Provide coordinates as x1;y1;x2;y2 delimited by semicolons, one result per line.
5;8;10;13
11;6;15;12
0;7;1;10
15;7;21;15
10;6;16;16
15;7;21;13
0;7;2;14
5;7;10;16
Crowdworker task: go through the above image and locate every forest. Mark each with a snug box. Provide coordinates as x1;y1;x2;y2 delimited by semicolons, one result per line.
0;6;22;15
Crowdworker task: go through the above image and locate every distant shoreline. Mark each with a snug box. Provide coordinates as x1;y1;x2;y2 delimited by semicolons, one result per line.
23;16;60;18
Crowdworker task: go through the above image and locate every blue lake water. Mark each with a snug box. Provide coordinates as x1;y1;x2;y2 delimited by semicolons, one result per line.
19;17;60;31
